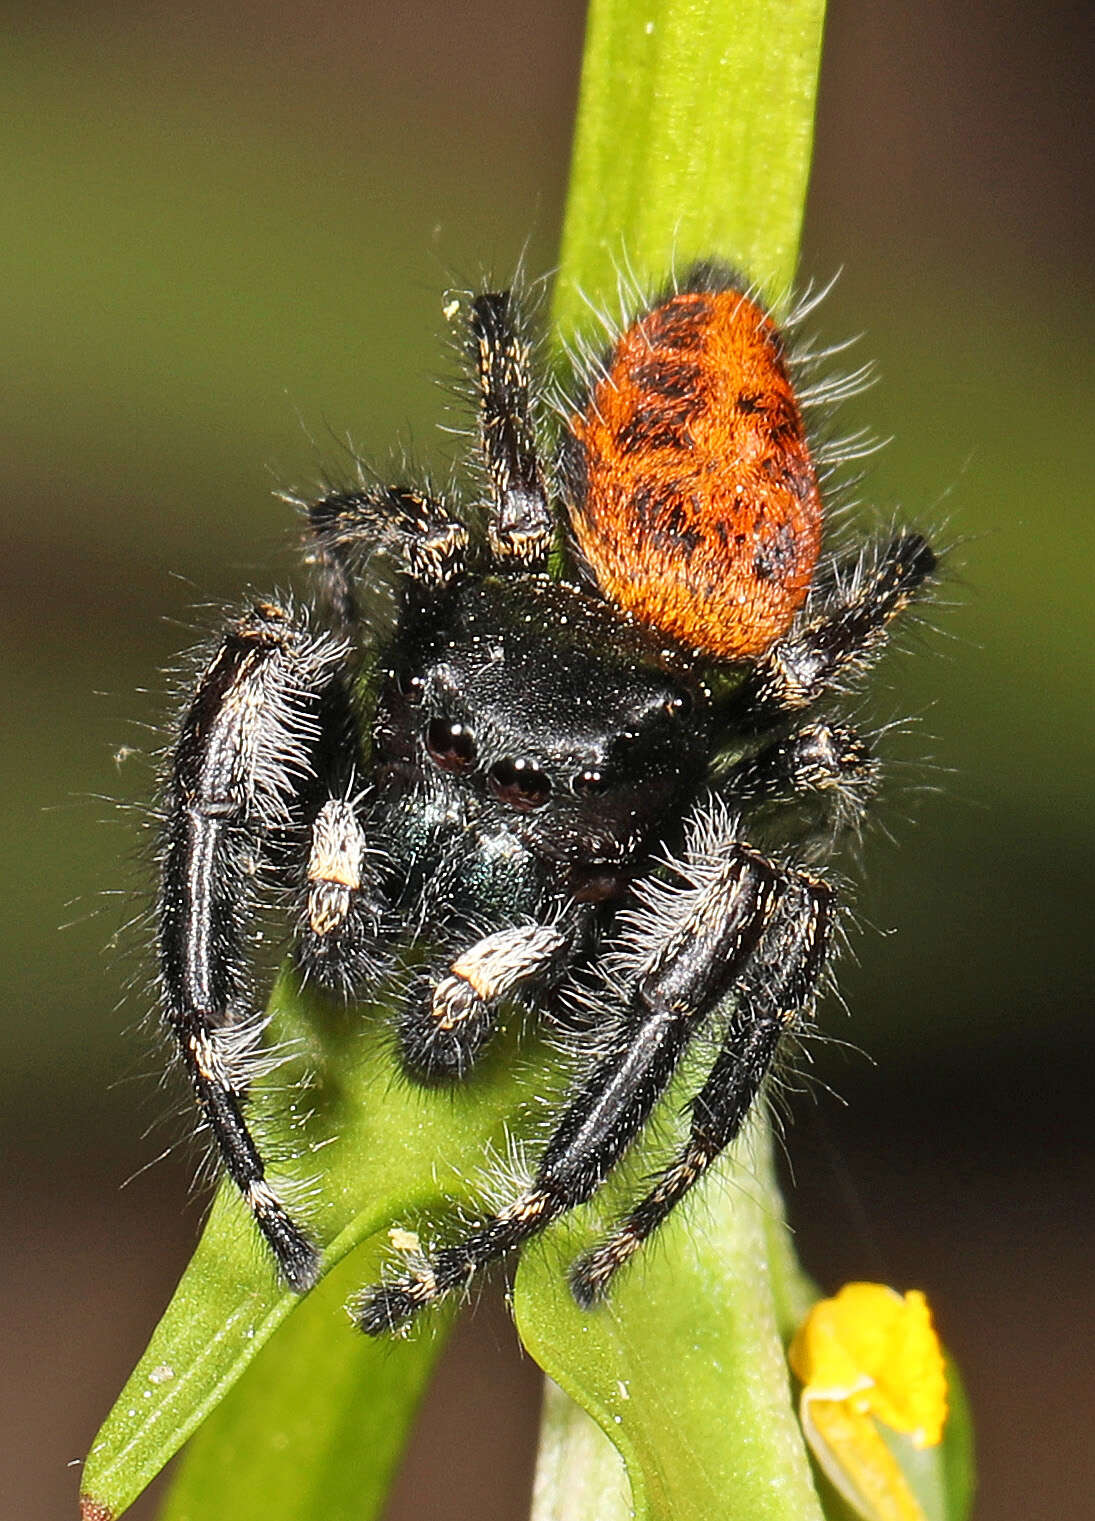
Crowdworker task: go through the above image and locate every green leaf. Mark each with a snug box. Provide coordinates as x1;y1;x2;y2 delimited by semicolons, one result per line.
517;1119;826;1521
524;4;839;1520
80;975;564;1519
527;3;973;1519
531;1377;633;1521
155;1244;450;1521
552;0;827;342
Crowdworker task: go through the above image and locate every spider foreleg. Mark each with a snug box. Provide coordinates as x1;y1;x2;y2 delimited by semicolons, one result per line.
355;829;782;1333
570;870;833;1306
469;291;553;569
159;602;345;1291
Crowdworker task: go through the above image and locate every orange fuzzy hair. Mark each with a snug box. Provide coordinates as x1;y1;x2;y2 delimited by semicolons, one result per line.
567;281;822;659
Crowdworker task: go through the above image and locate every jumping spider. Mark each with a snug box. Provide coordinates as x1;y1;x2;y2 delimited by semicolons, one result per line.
158;264;935;1333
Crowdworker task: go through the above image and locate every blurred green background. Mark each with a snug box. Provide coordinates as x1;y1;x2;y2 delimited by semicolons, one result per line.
3;3;1091;1518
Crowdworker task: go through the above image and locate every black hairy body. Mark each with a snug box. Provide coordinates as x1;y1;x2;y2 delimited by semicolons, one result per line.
155;269;935;1332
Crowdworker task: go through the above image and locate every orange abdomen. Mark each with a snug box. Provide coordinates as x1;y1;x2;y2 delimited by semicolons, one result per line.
567;285;822;660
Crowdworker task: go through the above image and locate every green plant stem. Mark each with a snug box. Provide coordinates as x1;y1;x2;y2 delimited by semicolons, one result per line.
531;1380;633;1521
530;1;828;1514
517;1116;824;1521
552;0;827;342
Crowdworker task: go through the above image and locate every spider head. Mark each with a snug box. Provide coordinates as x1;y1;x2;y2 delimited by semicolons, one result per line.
374;574;710;897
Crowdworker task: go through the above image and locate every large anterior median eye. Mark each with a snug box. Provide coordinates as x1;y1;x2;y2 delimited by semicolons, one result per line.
425;717;477;772
488;757;551;811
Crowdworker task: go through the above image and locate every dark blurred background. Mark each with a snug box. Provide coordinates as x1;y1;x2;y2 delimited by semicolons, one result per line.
3;2;1092;1517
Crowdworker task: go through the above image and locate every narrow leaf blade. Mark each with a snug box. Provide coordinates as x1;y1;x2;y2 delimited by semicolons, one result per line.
528;3;833;1519
156;1245;451;1521
516;1122;826;1521
81;977;557;1518
553;0;827;341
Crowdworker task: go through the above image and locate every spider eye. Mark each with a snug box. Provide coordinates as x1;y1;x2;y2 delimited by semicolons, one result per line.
394;669;424;697
425;717;477;772
572;766;609;797
665;691;693;719
489;757;551;811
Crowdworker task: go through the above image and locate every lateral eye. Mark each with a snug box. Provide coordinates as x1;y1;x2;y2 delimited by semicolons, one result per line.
393;668;424;697
489;757;551;811
572;766;610;796
425;717;477;772
665;690;693;718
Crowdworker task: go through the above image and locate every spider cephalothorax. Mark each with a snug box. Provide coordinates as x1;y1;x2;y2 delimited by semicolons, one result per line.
156;265;935;1331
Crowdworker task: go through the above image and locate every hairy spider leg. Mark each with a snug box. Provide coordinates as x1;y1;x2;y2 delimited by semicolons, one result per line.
470;291;554;569
159;603;346;1291
728;532;937;730
398;922;571;1081
354;833;790;1333
722;721;876;805
304;485;469;630
570;870;832;1305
